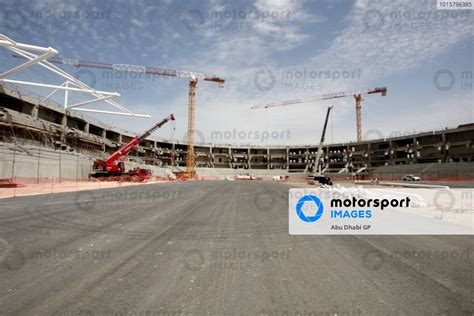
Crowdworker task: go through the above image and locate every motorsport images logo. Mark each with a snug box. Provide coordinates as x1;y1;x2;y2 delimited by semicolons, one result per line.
295;193;410;223
295;195;324;222
289;188;474;235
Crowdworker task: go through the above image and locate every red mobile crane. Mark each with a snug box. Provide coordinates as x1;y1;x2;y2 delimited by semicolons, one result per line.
90;114;175;181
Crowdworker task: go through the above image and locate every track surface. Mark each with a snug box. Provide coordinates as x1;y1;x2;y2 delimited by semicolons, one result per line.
0;181;472;315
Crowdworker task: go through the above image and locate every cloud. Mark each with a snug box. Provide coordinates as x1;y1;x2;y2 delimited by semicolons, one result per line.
313;0;473;81
182;0;472;144
1;0;471;145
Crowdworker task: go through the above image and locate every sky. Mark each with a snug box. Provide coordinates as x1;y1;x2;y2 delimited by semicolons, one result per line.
0;0;473;146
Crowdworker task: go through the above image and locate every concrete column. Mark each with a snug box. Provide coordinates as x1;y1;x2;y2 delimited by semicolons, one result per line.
267;147;270;170
413;137;417;163
84;122;89;133
210;147;214;167
441;132;447;162
61;114;67;127
367;143;372;168
347;145;351;172
31;105;39;118
286;147;289;171
247;148;250;169
305;146;310;171
388;141;394;165
59;115;67;142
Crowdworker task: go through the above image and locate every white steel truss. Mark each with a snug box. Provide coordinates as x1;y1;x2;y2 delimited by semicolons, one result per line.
0;34;150;118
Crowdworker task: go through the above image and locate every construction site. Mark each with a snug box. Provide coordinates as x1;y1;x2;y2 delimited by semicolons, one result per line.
0;25;473;316
1;76;473;186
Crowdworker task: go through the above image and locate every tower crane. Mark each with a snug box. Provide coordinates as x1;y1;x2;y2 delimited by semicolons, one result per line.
251;87;387;142
13;54;225;178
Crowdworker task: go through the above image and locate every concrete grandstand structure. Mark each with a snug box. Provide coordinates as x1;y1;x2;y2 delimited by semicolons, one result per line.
1;83;473;181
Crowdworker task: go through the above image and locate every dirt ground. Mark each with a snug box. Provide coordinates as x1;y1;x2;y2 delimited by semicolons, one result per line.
0;179;172;199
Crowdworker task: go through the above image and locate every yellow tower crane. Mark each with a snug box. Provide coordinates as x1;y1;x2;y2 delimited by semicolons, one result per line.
251;87;387;142
14;55;225;178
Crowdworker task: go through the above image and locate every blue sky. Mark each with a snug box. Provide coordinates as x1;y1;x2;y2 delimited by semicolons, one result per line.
0;0;472;145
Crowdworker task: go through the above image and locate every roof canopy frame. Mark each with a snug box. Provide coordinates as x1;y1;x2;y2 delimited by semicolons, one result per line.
0;34;150;118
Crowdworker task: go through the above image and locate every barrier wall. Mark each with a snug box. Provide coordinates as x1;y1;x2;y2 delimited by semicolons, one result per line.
0;142;174;183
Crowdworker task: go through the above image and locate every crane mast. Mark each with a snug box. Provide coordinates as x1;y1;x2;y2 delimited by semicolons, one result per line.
187;79;197;176
354;94;363;142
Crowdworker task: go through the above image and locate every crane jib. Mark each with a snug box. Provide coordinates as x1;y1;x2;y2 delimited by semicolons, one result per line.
252;87;387;109
11;54;224;81
112;64;147;73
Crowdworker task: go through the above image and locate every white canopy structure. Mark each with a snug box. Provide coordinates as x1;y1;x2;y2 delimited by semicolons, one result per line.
0;34;150;118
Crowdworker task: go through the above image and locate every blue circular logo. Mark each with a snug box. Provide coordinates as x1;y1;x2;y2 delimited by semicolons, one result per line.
296;195;324;222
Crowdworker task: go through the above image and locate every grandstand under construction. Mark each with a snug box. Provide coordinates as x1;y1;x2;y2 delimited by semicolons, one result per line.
1;82;473;183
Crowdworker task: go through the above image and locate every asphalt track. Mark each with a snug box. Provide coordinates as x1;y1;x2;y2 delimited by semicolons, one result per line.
0;181;472;315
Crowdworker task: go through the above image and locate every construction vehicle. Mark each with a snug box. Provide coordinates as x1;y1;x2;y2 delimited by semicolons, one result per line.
251;87;387;141
311;106;333;186
13;54;225;179
90;114;175;181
